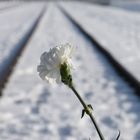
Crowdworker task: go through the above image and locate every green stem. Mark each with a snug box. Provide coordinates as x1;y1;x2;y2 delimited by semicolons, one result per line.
70;85;105;140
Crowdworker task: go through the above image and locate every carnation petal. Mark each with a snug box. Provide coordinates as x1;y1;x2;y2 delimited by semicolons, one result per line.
37;43;75;84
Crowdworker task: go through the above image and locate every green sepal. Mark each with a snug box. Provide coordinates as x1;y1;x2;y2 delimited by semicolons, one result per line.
87;104;93;110
60;62;72;87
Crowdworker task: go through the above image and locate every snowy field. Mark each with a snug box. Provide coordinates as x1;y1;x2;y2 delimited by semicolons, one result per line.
111;0;140;12
0;2;140;140
0;3;44;79
0;2;20;11
60;2;140;83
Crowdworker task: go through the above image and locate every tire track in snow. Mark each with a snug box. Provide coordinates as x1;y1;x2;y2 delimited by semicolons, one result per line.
0;6;46;96
58;5;140;98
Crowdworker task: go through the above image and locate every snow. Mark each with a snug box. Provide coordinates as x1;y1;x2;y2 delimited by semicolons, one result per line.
0;2;20;11
60;2;140;83
110;0;140;12
0;3;44;78
0;2;140;140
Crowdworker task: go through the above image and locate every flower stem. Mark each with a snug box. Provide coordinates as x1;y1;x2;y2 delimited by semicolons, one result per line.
70;85;105;140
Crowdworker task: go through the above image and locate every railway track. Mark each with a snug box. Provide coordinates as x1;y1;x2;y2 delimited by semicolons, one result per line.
0;4;140;139
0;6;46;95
58;4;140;98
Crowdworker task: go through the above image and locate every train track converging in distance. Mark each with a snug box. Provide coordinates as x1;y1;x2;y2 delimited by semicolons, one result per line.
58;5;140;98
0;6;46;96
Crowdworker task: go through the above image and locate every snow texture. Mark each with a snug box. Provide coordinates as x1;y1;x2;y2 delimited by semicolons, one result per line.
110;0;140;12
0;3;44;78
0;2;140;140
0;2;20;11
60;2;140;83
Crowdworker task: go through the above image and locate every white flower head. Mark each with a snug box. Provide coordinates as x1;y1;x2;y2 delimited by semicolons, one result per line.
37;43;75;84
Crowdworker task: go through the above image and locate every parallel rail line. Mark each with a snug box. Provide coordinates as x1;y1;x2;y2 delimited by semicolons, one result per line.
59;5;140;97
0;6;46;96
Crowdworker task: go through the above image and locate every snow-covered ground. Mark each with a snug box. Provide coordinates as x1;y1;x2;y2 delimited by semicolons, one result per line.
110;0;140;12
0;2;140;140
60;2;140;83
0;3;44;78
0;2;20;11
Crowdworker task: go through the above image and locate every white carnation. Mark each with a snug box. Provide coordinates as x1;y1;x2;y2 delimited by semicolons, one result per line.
37;43;74;84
